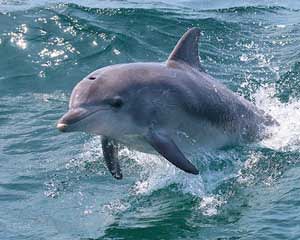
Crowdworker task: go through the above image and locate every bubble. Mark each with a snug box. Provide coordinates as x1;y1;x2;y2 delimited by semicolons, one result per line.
240;54;249;62
39;48;65;58
276;24;286;28
199;195;226;216
113;48;121;55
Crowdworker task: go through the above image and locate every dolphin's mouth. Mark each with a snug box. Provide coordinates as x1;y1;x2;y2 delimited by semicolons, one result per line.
57;107;103;132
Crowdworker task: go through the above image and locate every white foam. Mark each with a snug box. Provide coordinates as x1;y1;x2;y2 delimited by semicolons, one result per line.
102;199;131;215
33;91;68;103
234;85;300;189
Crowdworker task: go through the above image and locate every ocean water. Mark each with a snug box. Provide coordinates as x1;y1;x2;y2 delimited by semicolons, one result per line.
1;0;300;239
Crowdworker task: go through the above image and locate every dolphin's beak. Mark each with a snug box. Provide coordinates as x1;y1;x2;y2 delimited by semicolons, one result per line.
57;107;94;132
57;123;68;132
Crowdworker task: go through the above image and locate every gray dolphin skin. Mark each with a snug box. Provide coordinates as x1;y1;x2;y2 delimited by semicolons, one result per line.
57;27;274;179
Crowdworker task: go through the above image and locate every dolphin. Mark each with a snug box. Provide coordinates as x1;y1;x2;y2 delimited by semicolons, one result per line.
57;27;274;179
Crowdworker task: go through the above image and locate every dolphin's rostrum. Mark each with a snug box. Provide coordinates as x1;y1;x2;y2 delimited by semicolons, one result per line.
57;28;274;179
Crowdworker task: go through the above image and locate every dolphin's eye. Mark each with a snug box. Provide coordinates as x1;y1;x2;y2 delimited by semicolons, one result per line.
88;76;96;80
110;96;123;108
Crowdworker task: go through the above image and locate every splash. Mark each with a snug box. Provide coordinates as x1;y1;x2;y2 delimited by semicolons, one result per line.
232;84;300;192
125;149;205;196
254;85;300;151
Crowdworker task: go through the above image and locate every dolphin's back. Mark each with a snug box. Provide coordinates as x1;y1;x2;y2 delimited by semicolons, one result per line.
170;65;269;142
124;62;268;142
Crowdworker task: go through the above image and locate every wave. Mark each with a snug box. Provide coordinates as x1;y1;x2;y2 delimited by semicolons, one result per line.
1;0;300;13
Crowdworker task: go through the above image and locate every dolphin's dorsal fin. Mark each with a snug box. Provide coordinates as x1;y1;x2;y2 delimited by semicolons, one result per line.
167;27;203;70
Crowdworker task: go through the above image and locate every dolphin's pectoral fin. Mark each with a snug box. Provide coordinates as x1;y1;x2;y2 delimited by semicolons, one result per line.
101;136;123;180
145;129;199;175
167;27;204;71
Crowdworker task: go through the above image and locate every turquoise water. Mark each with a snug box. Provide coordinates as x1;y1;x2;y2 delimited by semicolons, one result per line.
1;1;300;239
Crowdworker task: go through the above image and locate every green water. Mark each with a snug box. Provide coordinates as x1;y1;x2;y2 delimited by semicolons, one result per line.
1;1;300;239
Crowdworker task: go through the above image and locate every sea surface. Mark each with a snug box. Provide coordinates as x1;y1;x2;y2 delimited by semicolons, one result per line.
1;0;300;239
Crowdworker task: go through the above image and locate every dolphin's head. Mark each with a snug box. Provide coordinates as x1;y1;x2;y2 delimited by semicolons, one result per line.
57;66;143;138
56;28;204;178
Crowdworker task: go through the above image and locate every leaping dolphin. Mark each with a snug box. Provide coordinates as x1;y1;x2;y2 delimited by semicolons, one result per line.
57;28;274;179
